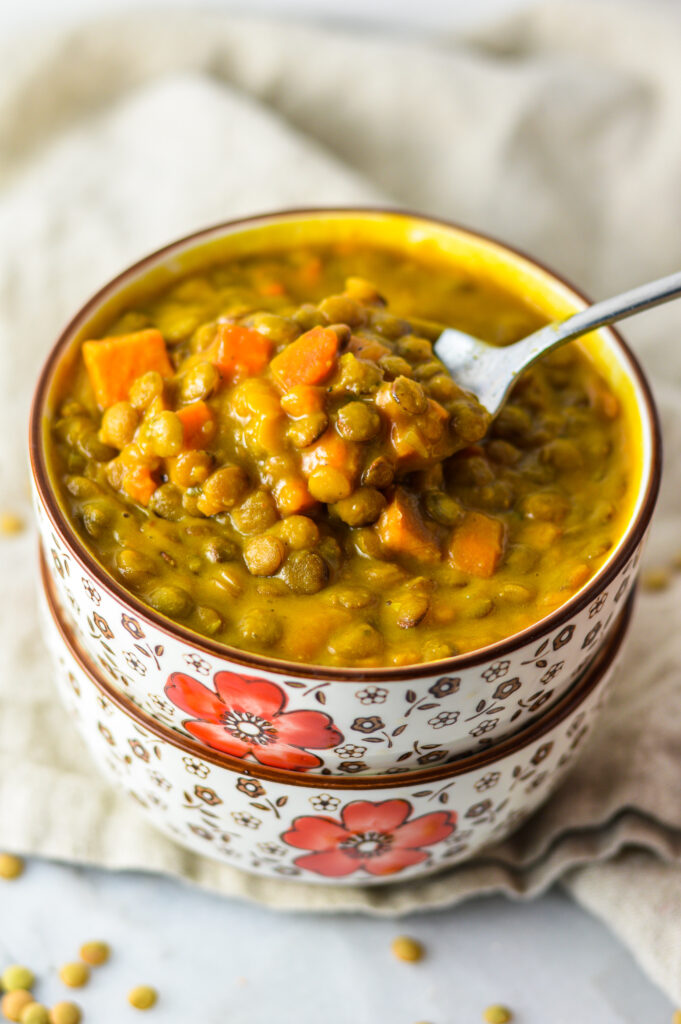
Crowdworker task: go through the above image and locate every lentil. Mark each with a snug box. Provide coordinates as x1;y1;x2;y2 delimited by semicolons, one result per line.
48;1004;81;1024
1;991;33;1022
57;965;88;990
20;1005;49;1024
78;941;110;967
127;986;157;1011
390;936;424;963
483;1006;512;1024
0;853;24;880
1;968;34;993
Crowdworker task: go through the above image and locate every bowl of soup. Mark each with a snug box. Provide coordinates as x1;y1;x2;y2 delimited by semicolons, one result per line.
29;208;660;773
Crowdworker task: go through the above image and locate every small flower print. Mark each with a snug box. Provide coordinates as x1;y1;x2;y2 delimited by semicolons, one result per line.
416;750;447;766
531;742;554;765
553;624;575;650
149;696;174;716
274;865;300;877
470;719;498;738
188;824;214;841
446;829;473;844
582;622;602;650
121;613;145;639
355;686;388;705
148;771;171;791
232;812;261;830
128;739;149;762
67;672;80;697
82;578;101;604
338;761;367;774
527;771;548;792
567;711;586;738
182;756;209;778
93;613;114;639
465;799;492;819
282;798;456;878
475;772;501;792
492;677;522;700
166;671;342;771
98;722;115;746
428;676;461;699
482;660;510;683
183;653;211;675
540;661;564;684
351;716;384;734
124;652;147;676
589;594;607;618
51;550;65;578
257;842;286;857
427;710;460;729
527;690;554;713
235;777;266;798
194;785;222;806
335;743;367;759
309;794;341;812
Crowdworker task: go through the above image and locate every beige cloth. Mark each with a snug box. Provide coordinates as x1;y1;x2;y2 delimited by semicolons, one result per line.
2;0;681;1002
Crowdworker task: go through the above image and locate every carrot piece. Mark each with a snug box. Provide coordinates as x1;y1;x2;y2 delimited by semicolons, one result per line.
82;329;173;408
260;281;286;297
300;428;360;479
214;324;273;381
273;476;318;515
448;511;505;578
176;401;216;449
280;385;325;417
122;465;157;506
377;488;441;563
347;335;391;362
270;327;339;390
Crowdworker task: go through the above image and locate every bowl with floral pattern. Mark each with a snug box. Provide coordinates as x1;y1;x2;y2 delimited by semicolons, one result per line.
40;548;633;885
30;210;660;775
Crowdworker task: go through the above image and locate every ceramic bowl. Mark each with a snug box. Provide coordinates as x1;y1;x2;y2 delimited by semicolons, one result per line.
40;550;633;886
30;209;660;775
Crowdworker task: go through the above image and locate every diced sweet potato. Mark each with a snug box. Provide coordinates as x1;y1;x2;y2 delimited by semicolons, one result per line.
448;511;505;578
270;327;339;390
214;324;273;381
176;401;216;449
376;488;441;563
82;329;173;408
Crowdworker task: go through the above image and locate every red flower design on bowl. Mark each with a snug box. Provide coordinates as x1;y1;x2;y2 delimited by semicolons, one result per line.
165;671;343;771
282;798;456;877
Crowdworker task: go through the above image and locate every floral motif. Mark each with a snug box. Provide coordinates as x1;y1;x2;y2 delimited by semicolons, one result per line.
470;719;498;738
148;771;171;791
553;624;575;650
188;824;213;840
492;677;522;700
124;652;147;676
121;614;145;639
183;653;211;675
128;739;149;762
540;661;564;685
335;744;367;759
236;777;266;798
257;841;286;857
416;749;447;766
531;742;554;765
309;794;341;812
165;671;342;771
427;711;460;729
465;799;492;819
93;613;113;640
194;785;222;806
232;812;261;830
182;756;209;778
282;799;456;878
428;676;460;699
82;579;101;605
582;622;602;649
97;722;114;746
351;716;384;734
589;594;607;618
337;761;367;774
475;772;501;792
482;661;510;683
355;686;388;705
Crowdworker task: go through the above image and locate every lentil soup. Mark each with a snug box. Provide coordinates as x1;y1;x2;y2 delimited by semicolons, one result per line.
48;242;632;668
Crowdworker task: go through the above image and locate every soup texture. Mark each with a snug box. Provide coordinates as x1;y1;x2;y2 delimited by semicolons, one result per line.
49;244;630;667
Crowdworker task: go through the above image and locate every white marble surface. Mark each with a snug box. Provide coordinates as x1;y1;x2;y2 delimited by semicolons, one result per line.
1;858;675;1022
1;0;677;1018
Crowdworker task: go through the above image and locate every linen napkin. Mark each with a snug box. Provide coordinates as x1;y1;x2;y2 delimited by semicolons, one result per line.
2;0;681;1003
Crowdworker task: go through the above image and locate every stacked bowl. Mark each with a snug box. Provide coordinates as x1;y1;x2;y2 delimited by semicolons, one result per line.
30;209;660;886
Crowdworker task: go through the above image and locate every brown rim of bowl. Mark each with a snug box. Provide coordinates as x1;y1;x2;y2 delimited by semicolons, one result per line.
41;547;634;789
29;206;662;683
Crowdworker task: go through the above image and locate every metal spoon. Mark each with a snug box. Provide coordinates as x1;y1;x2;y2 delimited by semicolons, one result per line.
434;270;681;417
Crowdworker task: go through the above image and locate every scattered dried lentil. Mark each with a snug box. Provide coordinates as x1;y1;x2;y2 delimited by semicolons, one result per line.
0;513;23;535
20;1003;49;1024
2;968;34;993
0;854;24;880
390;936;424;963
1;990;33;1021
48;1003;81;1024
642;568;671;591
673;1012;681;1024
483;1005;512;1024
78;941;109;967
57;964;89;990
128;986;157;1011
